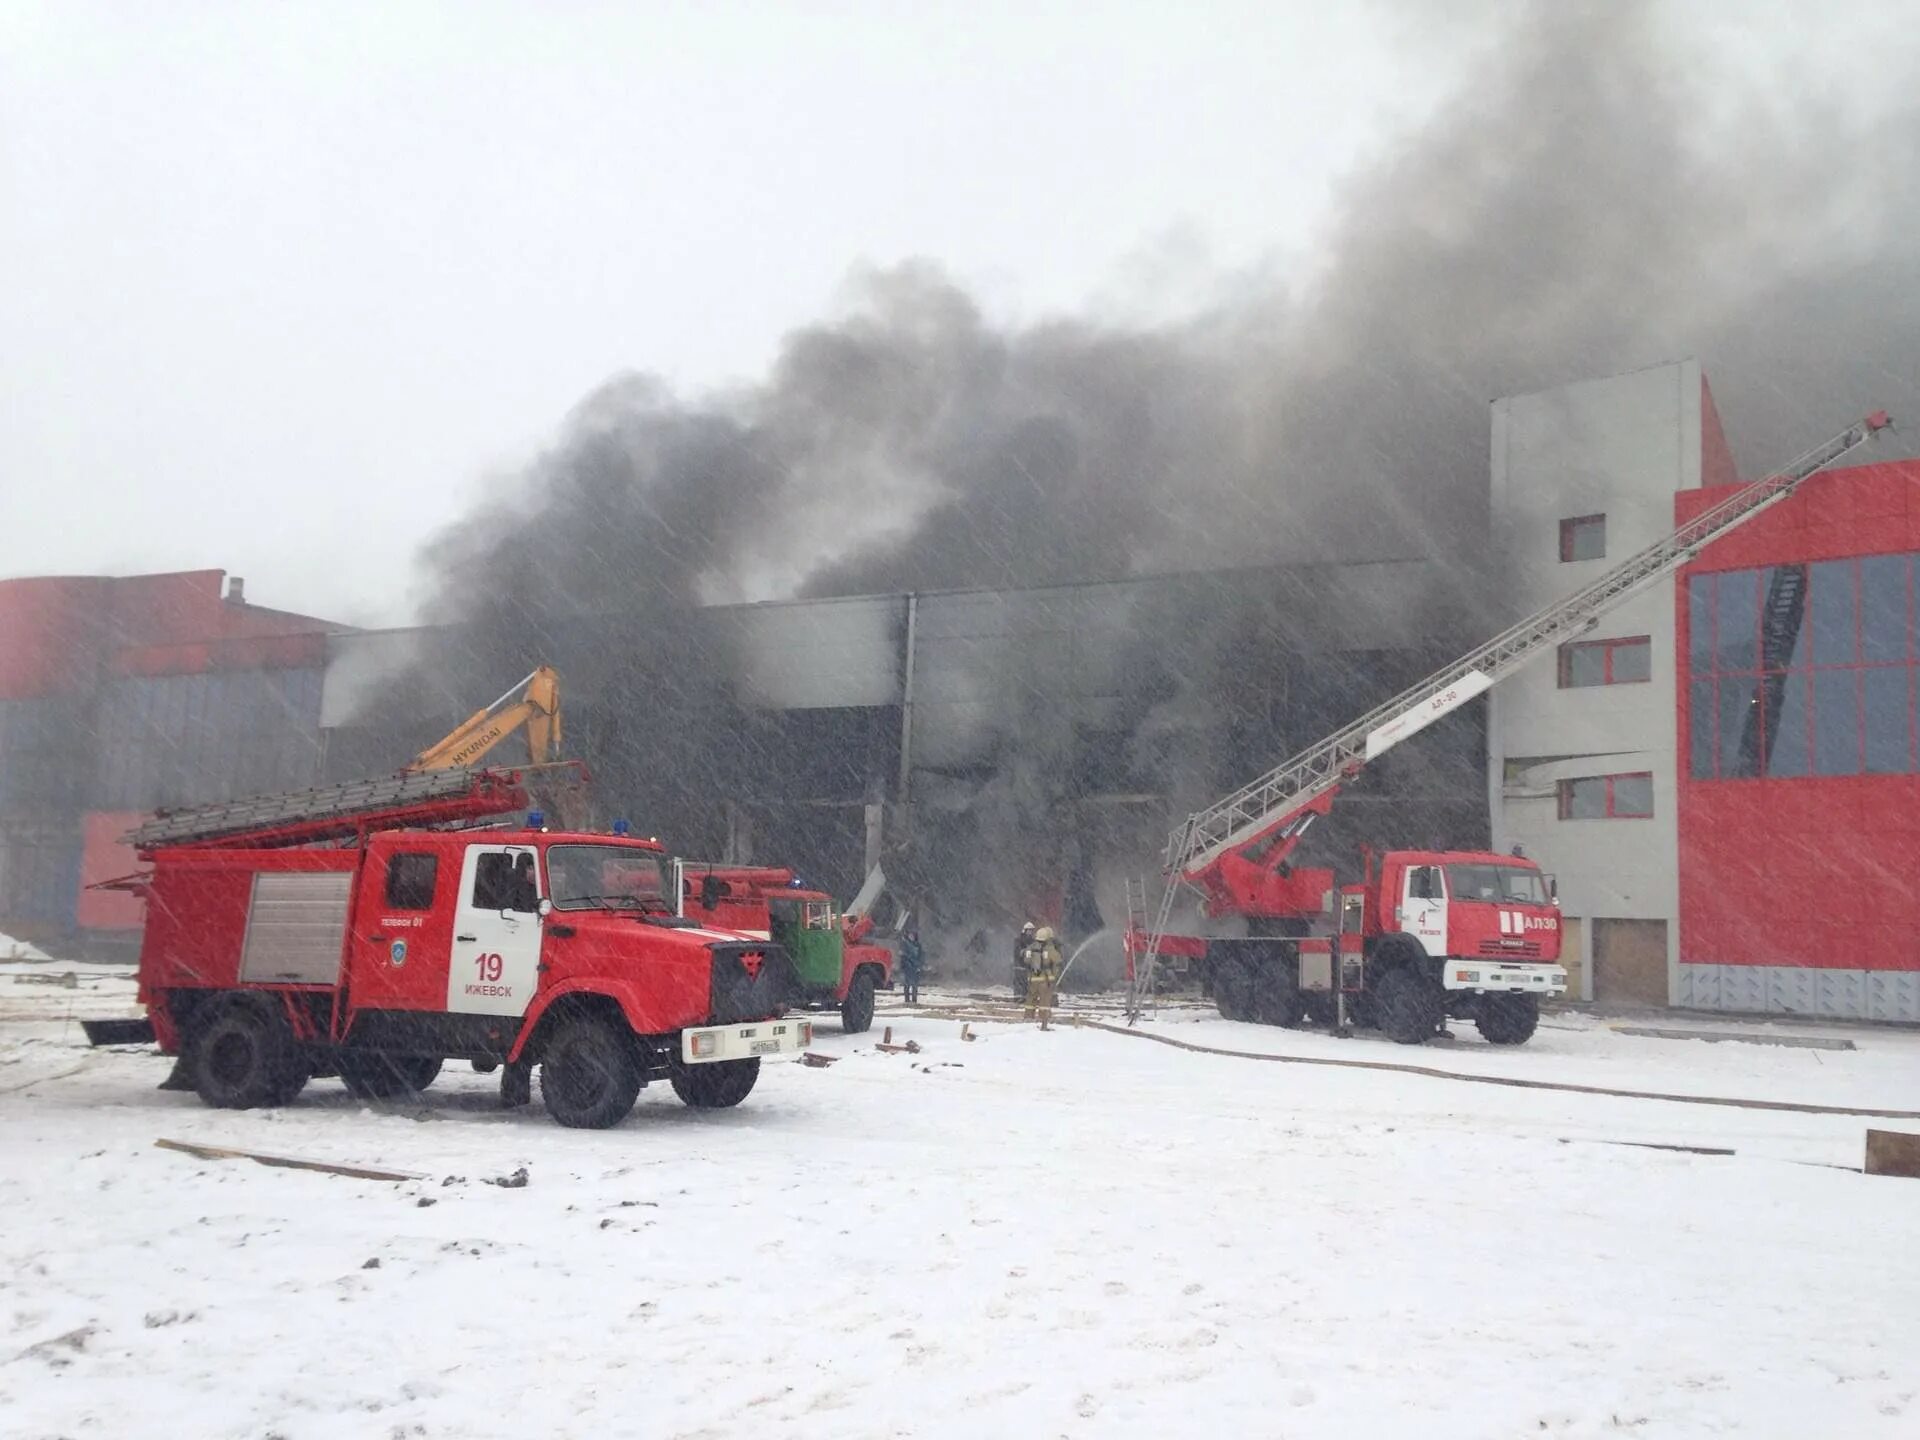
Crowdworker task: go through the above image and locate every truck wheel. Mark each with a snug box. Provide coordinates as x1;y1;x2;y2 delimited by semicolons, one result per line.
1213;959;1255;1021
1254;958;1306;1028
841;969;876;1033
191;1003;305;1109
1475;993;1540;1045
669;1058;760;1108
338;1053;443;1101
1373;966;1444;1045
539;1015;641;1129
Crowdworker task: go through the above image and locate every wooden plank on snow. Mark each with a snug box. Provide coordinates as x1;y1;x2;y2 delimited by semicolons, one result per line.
154;1137;423;1182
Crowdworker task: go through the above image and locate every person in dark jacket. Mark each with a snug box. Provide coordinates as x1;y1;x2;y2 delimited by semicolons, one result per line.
1012;921;1036;996
898;927;925;1005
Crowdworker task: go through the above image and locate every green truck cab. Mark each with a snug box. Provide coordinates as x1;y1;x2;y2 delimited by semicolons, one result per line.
678;865;894;1032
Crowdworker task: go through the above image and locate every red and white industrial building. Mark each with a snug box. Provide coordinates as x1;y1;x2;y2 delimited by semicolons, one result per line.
4;360;1916;1021
1491;359;1920;1019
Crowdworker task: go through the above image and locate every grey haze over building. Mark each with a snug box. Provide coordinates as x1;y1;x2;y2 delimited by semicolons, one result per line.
4;1;1916;625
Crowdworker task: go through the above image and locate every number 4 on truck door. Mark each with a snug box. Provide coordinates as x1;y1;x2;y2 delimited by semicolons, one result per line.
448;844;544;1015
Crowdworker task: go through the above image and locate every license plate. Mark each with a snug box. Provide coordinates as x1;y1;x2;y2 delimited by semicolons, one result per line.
750;1039;782;1055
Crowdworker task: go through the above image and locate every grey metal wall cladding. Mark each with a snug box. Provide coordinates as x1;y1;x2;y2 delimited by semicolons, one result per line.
1677;963;1920;1021
719;595;905;710
0;697;94;813
239;871;351;985
0;820;82;930
93;669;326;810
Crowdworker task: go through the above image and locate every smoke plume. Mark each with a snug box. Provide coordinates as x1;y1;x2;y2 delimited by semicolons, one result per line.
380;0;1919;967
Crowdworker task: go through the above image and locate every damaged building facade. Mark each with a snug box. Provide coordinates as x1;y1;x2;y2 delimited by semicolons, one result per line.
314;560;1481;980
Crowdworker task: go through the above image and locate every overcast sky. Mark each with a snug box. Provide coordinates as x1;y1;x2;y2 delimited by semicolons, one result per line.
2;2;1910;626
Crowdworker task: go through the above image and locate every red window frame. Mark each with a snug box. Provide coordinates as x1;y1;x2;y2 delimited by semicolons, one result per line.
1560;514;1606;562
1557;772;1654;819
1558;635;1651;688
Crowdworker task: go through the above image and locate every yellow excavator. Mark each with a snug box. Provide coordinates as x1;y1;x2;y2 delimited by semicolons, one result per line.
407;664;591;826
408;665;563;772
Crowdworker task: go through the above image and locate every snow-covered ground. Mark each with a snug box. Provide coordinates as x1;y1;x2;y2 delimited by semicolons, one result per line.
3;970;1918;1439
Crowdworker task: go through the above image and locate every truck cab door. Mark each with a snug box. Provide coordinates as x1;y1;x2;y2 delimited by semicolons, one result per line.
1400;864;1448;956
447;844;544;1016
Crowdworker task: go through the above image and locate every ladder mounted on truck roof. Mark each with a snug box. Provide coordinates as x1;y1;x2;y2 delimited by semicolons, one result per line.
1128;410;1894;1019
128;764;564;852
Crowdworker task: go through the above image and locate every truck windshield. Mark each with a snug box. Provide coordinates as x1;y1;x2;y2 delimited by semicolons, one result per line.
547;845;668;911
1445;864;1548;905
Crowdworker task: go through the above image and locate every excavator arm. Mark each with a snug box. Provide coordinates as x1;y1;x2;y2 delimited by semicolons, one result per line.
408;666;563;772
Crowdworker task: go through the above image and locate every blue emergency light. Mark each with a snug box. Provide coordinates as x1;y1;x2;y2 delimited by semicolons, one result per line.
612;818;631;836
526;810;545;829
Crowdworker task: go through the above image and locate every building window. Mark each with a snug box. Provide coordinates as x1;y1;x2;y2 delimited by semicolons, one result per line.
1560;514;1606;562
1559;635;1651;688
384;852;439;909
1558;772;1654;819
1688;553;1916;779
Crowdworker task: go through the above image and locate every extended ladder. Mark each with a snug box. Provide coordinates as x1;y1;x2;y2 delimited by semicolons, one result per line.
130;766;539;851
1128;411;1892;1018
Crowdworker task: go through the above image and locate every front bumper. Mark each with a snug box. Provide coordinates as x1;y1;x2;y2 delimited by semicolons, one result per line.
1444;962;1567;997
680;1017;812;1064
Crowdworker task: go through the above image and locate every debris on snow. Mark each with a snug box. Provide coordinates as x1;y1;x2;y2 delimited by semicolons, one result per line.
153;1137;422;1182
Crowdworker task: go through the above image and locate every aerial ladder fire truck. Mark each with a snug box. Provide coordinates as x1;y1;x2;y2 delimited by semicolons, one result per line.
1128;411;1894;1043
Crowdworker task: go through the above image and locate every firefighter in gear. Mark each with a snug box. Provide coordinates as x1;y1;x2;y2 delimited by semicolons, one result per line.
1013;920;1036;996
1023;926;1064;1029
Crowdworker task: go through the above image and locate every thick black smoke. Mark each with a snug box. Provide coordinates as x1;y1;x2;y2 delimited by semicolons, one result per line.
422;3;1914;614
375;1;1918;970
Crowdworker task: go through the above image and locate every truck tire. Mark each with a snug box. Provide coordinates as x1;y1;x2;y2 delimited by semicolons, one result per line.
1475;993;1540;1046
539;1015;641;1129
191;1002;307;1109
841;969;876;1033
669;1057;760;1108
1254;956;1306;1028
1373;965;1444;1045
337;1053;443;1101
1212;958;1255;1022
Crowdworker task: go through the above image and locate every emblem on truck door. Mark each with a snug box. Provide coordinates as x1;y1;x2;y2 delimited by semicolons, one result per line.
389;940;407;966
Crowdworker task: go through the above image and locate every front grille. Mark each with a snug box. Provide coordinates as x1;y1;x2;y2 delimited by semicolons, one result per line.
708;943;795;1023
1477;941;1543;958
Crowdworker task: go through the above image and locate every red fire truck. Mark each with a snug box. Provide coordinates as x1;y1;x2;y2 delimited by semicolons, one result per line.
87;766;810;1128
1132;412;1892;1045
674;863;895;1032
